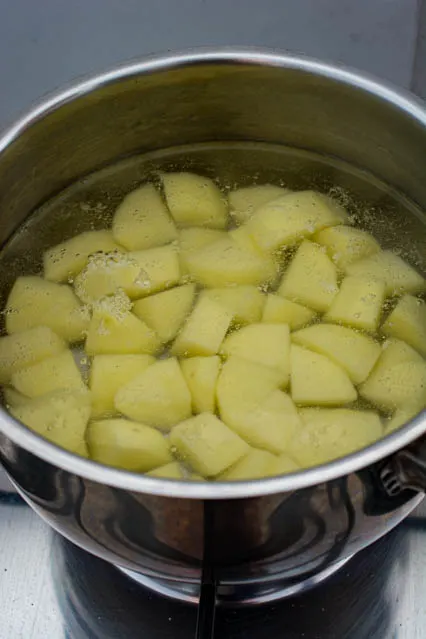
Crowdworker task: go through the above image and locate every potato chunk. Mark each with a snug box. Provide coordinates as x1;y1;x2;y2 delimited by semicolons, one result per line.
292;324;381;384
115;358;191;430
289;408;382;467
201;285;265;326
271;454;300;475
228;184;290;224
360;358;426;411
381;295;426;357
171;296;232;357
89;354;154;417
185;236;277;288
0;327;66;383
220;448;280;480
221;323;290;387
377;338;424;369
290;345;357;406
129;245;181;297
85;298;159;356
87;418;171;471
385;400;426;434
247;190;347;252
178;227;226;273
132;284;196;344
181;356;221;414
162;172;227;229
44;230;123;283
6;276;89;343
11;350;85;398
2;387;30;409
346;251;425;296
11;389;91;454
325;275;385;332
170;413;249;477
112;184;177;250
262;294;315;330
147;462;184;479
278;241;338;312
313;225;380;270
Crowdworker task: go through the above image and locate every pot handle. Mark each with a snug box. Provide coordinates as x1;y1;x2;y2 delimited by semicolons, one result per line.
381;438;426;496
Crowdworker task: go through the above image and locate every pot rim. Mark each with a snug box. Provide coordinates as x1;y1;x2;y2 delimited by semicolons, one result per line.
0;47;425;499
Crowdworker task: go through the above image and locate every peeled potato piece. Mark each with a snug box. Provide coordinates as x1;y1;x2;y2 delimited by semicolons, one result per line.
44;230;123;283
290;345;357;406
2;387;30;409
220;448;280;480
170;413;249;477
346;250;425;296
112;184;177;251
272;454;300;475
313;225;380;270
221;323;291;387
377;338;424;369
178;227;226;273
278;241;338;312
185;236;277;288
11;389;91;454
6;276;89;343
228;184;290;224
292;324;381;384
133;284;196;344
247;190;347;252
147;461;185;479
89;354;154;417
262;294;315;330
11;350;86;398
128;245;181;297
360;357;426;412
381;295;426;357
385;400;426;434
171;296;232;357
0;326;66;384
115;358;192;430
325;276;385;332
162;172;228;229
289;408;382;467
201;286;265;326
88;418;172;471
181;356;221;414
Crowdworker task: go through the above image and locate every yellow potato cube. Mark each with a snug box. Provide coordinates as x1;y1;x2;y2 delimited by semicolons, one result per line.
11;350;86;398
278;241;338;312
0;326;66;384
290;408;382;467
171;296;232;357
381;295;426;357
325;275;385;332
313;225;380;270
89;354;154;417
112;184;177;250
219;448;280;480
385;400;425;434
85;298;159;356
181;356;221;413
346;250;425;296
378;338;424;369
128;245;181;297
162;172;227;229
228;184;290;224
292;324;381;384
115;358;192;429
290;345;357;406
262;294;315;330
2;387;30;408
185;236;277;288
147;461;185;479
178;227;226;273
217;355;284;408
360;359;426;411
247;190;347;252
201;286;265;325
88;418;171;471
221;323;290;387
271;454;300;475
6;276;89;343
132;284;196;344
11;389;91;454
170;413;249;477
43;230;123;282
74;252;152;303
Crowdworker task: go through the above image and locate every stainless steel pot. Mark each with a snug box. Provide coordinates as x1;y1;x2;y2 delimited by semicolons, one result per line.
0;49;426;605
